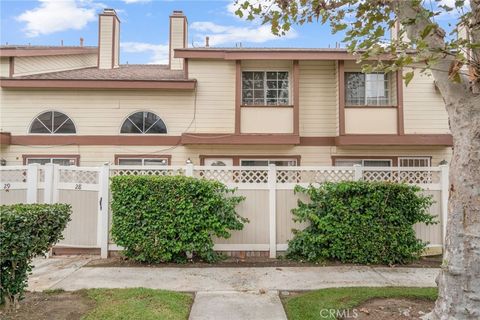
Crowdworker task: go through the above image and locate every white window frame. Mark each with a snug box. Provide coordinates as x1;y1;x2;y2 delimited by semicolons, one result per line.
116;157;169;166
398;157;431;167
28;110;77;135
241;70;291;106
119;111;168;135
25;157;78;166
345;72;392;106
334;159;393;167
239;158;298;166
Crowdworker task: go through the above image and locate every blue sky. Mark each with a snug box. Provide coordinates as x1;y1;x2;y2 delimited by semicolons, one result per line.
0;0;462;65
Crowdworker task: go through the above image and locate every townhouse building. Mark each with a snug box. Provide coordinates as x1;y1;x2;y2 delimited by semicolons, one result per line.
0;9;453;168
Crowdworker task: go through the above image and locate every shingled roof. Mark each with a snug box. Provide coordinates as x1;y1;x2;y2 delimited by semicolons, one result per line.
11;65;186;81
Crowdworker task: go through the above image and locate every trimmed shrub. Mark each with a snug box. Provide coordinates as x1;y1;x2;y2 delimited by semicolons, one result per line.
286;181;436;264
0;204;71;308
110;175;246;263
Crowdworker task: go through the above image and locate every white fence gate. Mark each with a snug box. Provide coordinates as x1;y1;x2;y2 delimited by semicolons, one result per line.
0;164;449;259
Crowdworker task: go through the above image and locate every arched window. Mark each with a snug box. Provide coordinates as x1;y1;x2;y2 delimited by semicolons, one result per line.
29;111;76;134
120;111;167;134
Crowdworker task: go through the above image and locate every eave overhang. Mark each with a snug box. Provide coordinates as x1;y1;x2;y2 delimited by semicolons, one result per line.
175;49;393;61
181;133;301;145
0;47;98;57
0;79;197;90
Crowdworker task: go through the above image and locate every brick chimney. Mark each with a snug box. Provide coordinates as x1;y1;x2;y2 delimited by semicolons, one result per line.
98;8;120;69
169;11;187;70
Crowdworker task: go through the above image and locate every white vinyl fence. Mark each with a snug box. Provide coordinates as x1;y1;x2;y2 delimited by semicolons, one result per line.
0;163;449;259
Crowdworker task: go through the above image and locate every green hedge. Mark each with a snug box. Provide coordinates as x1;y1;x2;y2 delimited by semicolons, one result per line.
110;175;246;263
286;181;436;264
0;204;71;308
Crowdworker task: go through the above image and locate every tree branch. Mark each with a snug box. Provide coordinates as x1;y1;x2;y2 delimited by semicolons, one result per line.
394;0;471;101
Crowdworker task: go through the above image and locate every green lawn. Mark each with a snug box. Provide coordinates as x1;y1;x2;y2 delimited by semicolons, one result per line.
282;287;437;320
83;288;193;320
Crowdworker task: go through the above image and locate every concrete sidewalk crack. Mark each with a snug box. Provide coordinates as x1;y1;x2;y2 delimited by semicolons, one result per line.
369;267;395;286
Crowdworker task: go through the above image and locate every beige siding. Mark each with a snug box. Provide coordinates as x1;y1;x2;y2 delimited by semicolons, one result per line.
98;15;114;69
345;108;397;134
170;17;185;70
0;57;10;77
241;107;293;133
241;60;292;69
2;145;452;167
13;54;97;76
403;68;450;134
188;59;236;133
0;89;194;135
299;61;339;136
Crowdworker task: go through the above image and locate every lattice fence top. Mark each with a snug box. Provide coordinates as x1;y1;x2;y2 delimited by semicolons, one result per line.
193;167;269;184
0;168;28;183
59;168;99;184
276;168;355;184
362;168;440;184
110;166;185;177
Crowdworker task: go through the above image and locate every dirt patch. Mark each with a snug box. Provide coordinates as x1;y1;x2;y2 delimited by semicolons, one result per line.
86;255;442;268
0;291;95;320
345;298;434;319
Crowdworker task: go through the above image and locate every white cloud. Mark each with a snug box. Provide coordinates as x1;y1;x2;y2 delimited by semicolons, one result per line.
17;0;100;37
190;21;297;46
121;42;169;64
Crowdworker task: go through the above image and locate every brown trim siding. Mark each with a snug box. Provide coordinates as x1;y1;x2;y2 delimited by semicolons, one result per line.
7;134;453;146
0;79;197;90
0;48;98;58
331;155;398;166
235;60;242;134
0;132;11;145
174;49;393;61
335;134;453;146
338;60;345;135
181;133;300;145
184;58;189;78
293;60;300;135
8;57;14;77
12;135;181;146
397;69;405;135
114;154;171;165
299;136;336;146
22;154;80;165
200;155;301;166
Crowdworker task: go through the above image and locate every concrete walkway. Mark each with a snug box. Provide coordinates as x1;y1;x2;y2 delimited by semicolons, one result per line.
28;256;440;320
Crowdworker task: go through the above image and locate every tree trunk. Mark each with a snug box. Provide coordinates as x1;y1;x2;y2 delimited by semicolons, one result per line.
429;95;480;319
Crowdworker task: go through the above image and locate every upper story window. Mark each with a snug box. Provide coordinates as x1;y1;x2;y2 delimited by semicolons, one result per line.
120;111;167;134
242;71;289;106
29;111;76;134
345;72;392;106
